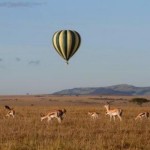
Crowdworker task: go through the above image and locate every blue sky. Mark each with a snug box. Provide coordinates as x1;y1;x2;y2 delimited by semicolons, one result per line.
0;0;150;95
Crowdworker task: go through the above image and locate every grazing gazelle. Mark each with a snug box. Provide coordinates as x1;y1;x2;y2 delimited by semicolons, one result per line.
88;112;99;120
40;109;66;124
135;112;149;120
5;105;15;118
104;103;123;121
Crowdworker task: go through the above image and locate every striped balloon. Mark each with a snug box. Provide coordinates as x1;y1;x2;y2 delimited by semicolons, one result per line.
52;30;81;64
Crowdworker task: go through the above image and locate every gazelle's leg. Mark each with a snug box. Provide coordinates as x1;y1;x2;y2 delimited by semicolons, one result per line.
57;117;62;123
41;116;47;122
11;113;14;118
118;115;122;121
47;117;52;123
135;116;139;120
41;118;43;122
113;116;116;121
6;112;11;118
110;115;112;121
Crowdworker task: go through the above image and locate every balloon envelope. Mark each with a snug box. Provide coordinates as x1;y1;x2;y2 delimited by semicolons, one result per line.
52;30;81;63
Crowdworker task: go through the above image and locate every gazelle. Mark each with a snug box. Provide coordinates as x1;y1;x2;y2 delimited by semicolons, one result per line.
40;109;66;124
88;112;99;120
5;105;15;118
135;112;149;120
104;103;123;121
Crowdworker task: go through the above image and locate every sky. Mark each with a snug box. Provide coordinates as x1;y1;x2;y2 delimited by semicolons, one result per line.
0;0;150;95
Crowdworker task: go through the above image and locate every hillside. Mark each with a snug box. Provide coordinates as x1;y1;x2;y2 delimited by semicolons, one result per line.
52;84;150;96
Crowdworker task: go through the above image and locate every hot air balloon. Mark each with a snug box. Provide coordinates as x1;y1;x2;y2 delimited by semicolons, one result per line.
52;30;81;64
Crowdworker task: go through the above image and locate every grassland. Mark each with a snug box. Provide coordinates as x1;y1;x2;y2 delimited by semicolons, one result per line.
0;95;150;150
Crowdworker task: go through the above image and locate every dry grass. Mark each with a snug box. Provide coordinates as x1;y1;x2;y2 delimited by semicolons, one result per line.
0;95;150;150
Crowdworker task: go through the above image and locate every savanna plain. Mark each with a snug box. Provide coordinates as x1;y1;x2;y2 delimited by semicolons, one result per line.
0;95;150;150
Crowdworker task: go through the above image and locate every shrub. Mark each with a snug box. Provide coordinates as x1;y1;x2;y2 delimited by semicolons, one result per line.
130;98;150;106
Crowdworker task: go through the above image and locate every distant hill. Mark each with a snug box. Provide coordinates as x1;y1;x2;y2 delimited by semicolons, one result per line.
52;84;150;96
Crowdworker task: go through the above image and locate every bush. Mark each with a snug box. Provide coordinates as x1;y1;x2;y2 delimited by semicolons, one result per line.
130;98;150;106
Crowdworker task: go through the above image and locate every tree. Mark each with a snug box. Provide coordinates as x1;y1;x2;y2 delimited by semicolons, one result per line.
130;98;150;106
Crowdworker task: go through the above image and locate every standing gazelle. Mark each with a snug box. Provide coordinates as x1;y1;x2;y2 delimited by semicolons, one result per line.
104;103;123;121
5;105;15;118
135;112;149;120
40;109;66;124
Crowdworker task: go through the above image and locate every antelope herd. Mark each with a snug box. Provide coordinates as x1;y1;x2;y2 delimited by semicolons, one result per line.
3;103;150;123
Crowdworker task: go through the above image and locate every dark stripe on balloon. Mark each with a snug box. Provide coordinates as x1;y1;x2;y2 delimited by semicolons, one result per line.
75;31;81;52
68;31;76;60
58;31;67;60
66;30;72;59
70;31;81;58
53;31;65;60
62;30;67;60
56;31;66;59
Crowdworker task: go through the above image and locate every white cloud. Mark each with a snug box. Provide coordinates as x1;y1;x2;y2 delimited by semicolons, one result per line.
0;2;46;8
28;60;40;65
15;57;21;62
